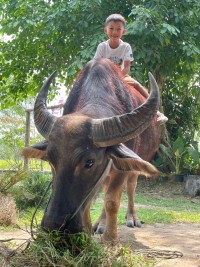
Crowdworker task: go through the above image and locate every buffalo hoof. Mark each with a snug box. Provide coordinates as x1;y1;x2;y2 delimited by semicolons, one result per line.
134;220;142;227
126;219;142;228
96;225;105;234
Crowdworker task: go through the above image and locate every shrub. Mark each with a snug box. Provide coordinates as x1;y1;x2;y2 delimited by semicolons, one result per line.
14;171;52;210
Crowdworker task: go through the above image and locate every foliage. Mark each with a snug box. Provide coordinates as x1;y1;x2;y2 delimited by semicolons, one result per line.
127;1;200;84
160;137;188;174
163;73;200;144
154;135;200;174
0;170;26;194
0;100;52;163
126;1;200;140
0;168;51;211
0;1;199;99
0;104;51;201
14;171;52;210
0;105;28;194
0;102;45;165
184;145;200;175
0;0;133;106
0;105;26;164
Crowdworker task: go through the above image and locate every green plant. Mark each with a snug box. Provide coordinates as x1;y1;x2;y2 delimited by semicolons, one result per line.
171;137;188;174
0;170;27;194
174;149;185;174
156;136;190;174
14;171;52;210
184;145;200;174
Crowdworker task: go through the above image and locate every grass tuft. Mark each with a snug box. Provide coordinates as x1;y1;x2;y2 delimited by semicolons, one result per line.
3;229;156;267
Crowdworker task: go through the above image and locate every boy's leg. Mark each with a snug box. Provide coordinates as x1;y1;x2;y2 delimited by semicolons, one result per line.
124;75;149;98
124;75;168;125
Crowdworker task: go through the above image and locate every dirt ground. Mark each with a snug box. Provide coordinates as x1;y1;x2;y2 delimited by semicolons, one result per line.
0;179;200;267
124;178;200;267
119;223;200;267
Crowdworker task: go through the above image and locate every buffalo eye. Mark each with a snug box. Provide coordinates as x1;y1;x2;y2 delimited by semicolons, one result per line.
84;159;95;169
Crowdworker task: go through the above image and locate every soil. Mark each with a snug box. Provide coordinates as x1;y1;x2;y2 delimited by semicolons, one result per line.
0;179;200;267
119;223;200;267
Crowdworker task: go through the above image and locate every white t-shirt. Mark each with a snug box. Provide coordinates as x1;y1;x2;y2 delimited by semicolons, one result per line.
94;39;133;68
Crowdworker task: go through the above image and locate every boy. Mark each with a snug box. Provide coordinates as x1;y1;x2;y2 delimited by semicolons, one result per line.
94;13;168;124
94;14;133;76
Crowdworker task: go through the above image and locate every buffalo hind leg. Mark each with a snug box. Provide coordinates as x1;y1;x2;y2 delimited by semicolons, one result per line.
126;173;142;228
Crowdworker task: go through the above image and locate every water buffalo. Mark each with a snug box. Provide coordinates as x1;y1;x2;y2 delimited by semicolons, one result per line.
22;58;160;243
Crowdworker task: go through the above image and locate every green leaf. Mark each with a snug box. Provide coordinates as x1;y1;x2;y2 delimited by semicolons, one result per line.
172;137;185;155
188;147;199;163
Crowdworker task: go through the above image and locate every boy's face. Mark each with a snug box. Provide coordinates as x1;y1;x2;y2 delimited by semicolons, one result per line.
104;21;126;42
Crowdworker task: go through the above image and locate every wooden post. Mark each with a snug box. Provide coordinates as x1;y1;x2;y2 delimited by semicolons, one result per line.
24;110;31;170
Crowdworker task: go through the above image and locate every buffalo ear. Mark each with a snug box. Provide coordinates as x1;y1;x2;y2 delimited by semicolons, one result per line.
21;140;48;160
106;143;159;177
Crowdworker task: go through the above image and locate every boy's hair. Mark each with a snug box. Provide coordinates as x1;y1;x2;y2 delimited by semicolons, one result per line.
105;14;126;28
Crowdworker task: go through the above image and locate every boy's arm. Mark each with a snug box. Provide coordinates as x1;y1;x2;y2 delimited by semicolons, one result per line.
121;60;131;75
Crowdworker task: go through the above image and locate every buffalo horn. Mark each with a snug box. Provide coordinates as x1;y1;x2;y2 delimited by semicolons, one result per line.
34;71;57;139
92;72;160;147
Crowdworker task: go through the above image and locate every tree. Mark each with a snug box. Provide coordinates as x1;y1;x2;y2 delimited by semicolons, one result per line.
0;0;132;105
0;0;199;143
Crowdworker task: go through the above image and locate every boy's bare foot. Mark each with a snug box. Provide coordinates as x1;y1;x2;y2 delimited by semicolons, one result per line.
157;112;168;125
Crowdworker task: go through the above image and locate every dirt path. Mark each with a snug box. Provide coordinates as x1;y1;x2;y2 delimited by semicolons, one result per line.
1;223;200;267
119;223;200;267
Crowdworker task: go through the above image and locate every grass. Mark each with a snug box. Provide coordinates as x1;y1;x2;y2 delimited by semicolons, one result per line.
0;159;51;171
3;180;200;231
1;230;156;267
1;198;157;267
135;194;200;212
91;185;200;224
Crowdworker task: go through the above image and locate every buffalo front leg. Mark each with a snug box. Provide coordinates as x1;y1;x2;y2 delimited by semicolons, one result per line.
126;173;142;228
102;169;126;244
93;208;106;234
82;203;93;234
94;175;111;235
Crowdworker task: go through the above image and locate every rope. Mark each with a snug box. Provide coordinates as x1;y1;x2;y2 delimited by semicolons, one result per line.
30;181;52;240
59;160;112;231
133;249;183;259
0;181;52;245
